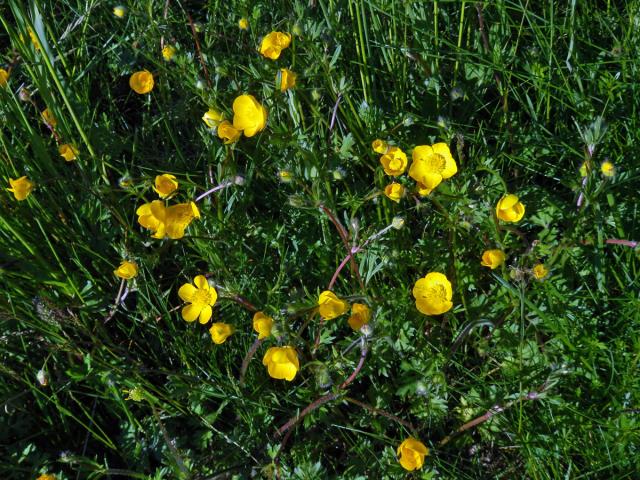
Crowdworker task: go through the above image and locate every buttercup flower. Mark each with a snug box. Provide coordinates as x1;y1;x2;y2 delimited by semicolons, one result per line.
37;474;56;480
178;275;217;323
262;346;299;381
384;183;404;203
481;249;506;269
0;68;9;87
129;70;154;94
413;272;453;315
202;108;224;128
217;120;241;144
397;437;429;471
209;322;234;344
153;174;178;198
372;139;389;154
7;176;34;201
164;202;200;239
318;290;349;320
253;311;274;339
495;194;525;223
277;68;297;92
41;108;57;128
136;200;166;238
58;144;78;162
259;31;291;60
238;17;249;30
409;143;457;194
114;260;138;280
532;263;549;280
601;161;615;177
380;146;407;176
232;94;268;137
162;45;176;61
348;303;371;331
113;5;126;17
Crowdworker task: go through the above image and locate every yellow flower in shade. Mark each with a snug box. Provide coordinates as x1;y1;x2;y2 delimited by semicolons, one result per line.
164;202;200;239
209;322;234;344
0;68;9;87
58;144;78;162
153;174;178;198
129;70;154;94
384;183;404;203
217;120;241;144
601;161;615;177
202;108;224;128
481;249;506;269
277;68;297;92
41;108;57;128
380;146;408;176
136;200;166;238
348;303;371;331
318;290;349;320
259;31;292;60
579;162;588;177
7;176;34;201
409;143;457;194
253;311;274;339
413;272;453;316
113;5;127;18
114;260;138;280
37;474;56;480
238;17;249;30
178;275;217;323
397;437;429;471
162;45;176;61
416;182;432;197
532;263;549;280
262;346;299;381
372;139;389;154
495;194;525;223
232;94;268;137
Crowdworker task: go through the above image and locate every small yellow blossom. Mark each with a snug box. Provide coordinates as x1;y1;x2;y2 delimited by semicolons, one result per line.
217;120;241;144
253;311;274;339
0;68;9;87
37;474;56;480
262;346;299;381
532;263;549;280
372;139;389;154
113;5;127;18
209;322;234;344
114;260;138;280
41;108;57;128
413;272;453;316
380;146;408;176
7;176;34;201
384;183;404;203
277;68;297;92
136;200;199;239
162;45;176;61
259;31;292;60
178;275;217;323
125;387;145;402
318;290;349;320
397;437;429;471
202;108;224;128
481;249;506;270
601;161;615;177
153;174;178;198
58;144;78;162
238;17;249;30
348;303;371;331
495;194;525;223
278;170;294;183
129;70;154;94
409;143;457;194
232;94;268;137
579;162;588;177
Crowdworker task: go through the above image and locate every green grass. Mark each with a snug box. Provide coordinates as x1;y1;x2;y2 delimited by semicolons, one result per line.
1;0;639;478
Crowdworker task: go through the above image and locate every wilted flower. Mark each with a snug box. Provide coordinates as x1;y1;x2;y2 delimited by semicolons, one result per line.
113;5;127;17
318;290;349;320
397;437;429;471
384;183;404;203
495;194;525;223
217;120;241;144
7;176;34;201
209;322;234;344
129;70;154;94
232;94;267;137
178;275;217;323
409;143;457;195
259;31;291;60
0;68;8;87
372;139;389;154
413;272;453;315
277;68;297;92
380;146;407;176
162;45;176;61
253;311;274;339
262;346;299;381
238;18;249;30
601;161;615;177
532;263;549;280
114;260;138;279
41;108;57;128
348;303;371;331
481;249;506;269
58;144;78;161
153;174;178;198
202;108;224;128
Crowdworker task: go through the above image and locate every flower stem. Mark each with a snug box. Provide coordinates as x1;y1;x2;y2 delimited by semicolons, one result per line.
195;179;234;202
239;338;263;387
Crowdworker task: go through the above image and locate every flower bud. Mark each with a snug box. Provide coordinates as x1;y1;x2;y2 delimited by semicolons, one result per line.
392;216;405;230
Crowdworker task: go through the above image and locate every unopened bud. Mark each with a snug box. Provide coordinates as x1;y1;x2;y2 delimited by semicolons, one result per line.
36;369;49;386
233;175;245;186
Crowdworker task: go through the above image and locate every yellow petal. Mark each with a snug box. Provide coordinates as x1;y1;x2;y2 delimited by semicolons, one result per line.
182;303;201;322
178;283;196;302
198;305;212;324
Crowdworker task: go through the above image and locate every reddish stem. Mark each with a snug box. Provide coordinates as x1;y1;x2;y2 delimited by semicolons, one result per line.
606;239;638;248
239;338;263;386
186;13;211;87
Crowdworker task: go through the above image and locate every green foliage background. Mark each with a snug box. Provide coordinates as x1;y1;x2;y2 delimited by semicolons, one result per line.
1;0;639;478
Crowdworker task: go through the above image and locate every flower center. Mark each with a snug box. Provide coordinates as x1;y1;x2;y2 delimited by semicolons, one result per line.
425;153;446;173
425;284;447;302
192;288;214;306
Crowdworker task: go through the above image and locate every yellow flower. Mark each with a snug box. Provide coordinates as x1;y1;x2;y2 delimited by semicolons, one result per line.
532;263;549;280
178;275;217;323
37;474;56;480
202;108;224;128
129;70;154;94
153;174;178;198
41;108;57;128
413;272;453;316
409;143;457;194
348;303;371;331
380;146;408;176
114;260;138;280
318;290;349;320
232;94;268;137
217;120;241;144
238;17;249;30
253;311;274;339
136;200;166;237
372;139;389;154
481;249;506;269
7;176;34;201
495;194;525;223
113;5;127;18
259;31;292;60
262;346;299;381
164;202;200;239
397;437;429;471
58;144;78;162
278;170;294;183
277;68;297;92
384;183;404;203
209;322;234;344
601;161;615;177
579;162;588;177
416;182;432;197
162;45;176;61
0;68;9;87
